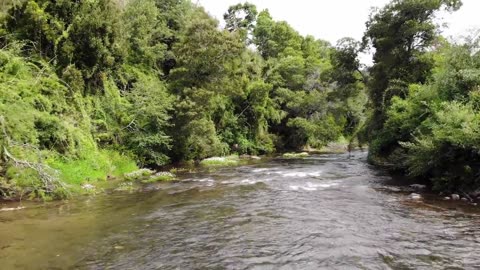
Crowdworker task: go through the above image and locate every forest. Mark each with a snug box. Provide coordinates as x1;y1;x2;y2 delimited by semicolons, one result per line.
0;0;479;200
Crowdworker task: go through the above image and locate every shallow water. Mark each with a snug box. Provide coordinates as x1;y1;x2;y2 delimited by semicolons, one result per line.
1;151;480;269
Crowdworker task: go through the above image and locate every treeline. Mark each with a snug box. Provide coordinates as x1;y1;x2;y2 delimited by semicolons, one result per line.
363;0;480;193
0;0;365;199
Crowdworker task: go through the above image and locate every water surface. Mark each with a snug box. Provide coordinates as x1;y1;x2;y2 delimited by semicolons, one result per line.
1;151;479;269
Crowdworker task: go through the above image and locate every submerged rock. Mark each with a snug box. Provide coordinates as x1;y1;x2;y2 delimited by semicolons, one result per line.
409;193;422;200
470;189;480;198
386;186;401;192
451;194;460;201
443;197;451;201
239;155;261;160
461;197;469;202
114;182;138;192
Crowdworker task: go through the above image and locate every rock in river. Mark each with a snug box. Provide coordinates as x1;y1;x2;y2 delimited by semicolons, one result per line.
410;193;422;200
451;194;460;201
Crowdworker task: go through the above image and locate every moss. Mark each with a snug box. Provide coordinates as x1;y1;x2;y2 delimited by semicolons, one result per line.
114;182;139;192
141;172;176;183
123;169;176;184
199;155;240;167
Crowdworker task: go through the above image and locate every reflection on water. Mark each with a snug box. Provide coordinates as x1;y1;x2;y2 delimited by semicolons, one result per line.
1;151;480;269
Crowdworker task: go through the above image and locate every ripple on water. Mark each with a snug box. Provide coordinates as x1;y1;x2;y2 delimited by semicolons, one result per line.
2;151;480;269
289;181;340;191
276;171;322;178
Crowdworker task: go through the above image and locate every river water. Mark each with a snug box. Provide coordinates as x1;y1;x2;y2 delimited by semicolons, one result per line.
1;151;480;269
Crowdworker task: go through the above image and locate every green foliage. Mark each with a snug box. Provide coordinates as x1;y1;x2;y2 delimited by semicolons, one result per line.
123;71;173;166
369;32;480;192
224;2;257;40
4;0;125;87
363;0;462;149
181;118;229;161
4;0;80;57
253;10;303;59
122;0;165;68
400;101;480;191
58;0;125;87
0;0;367;199
0;45;95;156
48;150;137;185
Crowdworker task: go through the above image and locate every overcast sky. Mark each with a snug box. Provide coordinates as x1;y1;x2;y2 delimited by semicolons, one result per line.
197;0;480;64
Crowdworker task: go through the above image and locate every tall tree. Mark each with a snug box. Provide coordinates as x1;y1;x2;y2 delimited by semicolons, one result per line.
330;38;366;136
169;7;245;160
363;0;462;155
224;2;257;33
253;10;302;59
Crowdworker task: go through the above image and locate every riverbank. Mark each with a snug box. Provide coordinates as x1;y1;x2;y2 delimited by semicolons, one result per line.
1;138;364;202
4;147;480;210
0;153;269;202
368;152;480;205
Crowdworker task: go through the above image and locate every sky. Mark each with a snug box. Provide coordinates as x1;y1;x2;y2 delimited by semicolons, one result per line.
197;0;480;64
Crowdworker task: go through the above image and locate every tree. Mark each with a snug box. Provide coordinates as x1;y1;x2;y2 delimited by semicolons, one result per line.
253;10;303;59
124;74;173;166
58;0;124;88
224;2;257;42
330;38;367;136
363;0;462;156
169;7;245;160
378;35;480;191
3;0;81;58
4;0;125;88
122;0;165;69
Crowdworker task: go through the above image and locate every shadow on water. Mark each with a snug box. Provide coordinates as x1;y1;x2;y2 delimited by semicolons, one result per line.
1;151;480;269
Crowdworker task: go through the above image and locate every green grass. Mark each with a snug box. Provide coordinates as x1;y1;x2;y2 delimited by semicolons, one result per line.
48;150;138;185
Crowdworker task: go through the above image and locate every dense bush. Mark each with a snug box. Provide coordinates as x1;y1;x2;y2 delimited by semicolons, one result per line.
367;31;480;192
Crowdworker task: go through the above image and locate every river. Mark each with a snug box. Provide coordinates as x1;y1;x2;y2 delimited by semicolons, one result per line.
1;151;480;269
